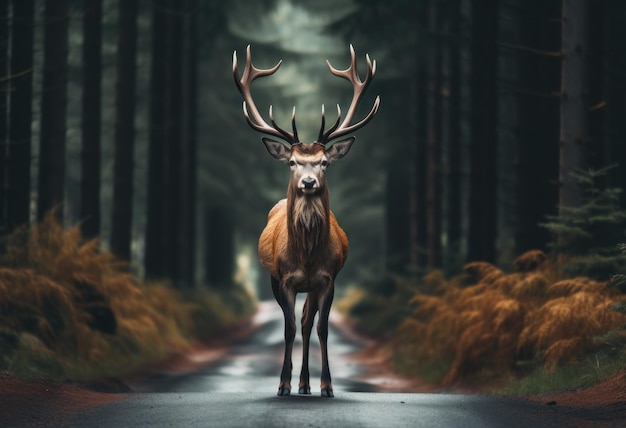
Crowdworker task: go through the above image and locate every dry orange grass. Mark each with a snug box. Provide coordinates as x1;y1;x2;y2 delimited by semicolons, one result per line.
396;250;626;385
0;212;252;380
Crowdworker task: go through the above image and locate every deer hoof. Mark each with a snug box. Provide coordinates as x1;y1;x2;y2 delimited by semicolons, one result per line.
277;387;291;396
321;387;334;398
298;386;311;394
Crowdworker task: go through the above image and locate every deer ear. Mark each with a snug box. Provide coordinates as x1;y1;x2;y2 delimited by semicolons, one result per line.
325;137;355;162
262;138;291;162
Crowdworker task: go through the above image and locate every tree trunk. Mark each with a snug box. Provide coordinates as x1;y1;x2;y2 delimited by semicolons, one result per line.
559;0;588;211
444;0;463;269
38;0;69;222
144;0;169;279
110;0;138;261
514;0;561;254
145;0;185;282
467;0;498;263
586;1;605;182
384;8;427;277
604;0;626;203
426;0;443;269
385;78;411;275
0;0;8;233
205;205;234;289
414;4;429;271
176;0;198;287
7;0;34;231
164;1;183;282
80;0;103;239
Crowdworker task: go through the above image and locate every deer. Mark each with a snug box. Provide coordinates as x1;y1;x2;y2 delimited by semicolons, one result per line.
232;45;379;397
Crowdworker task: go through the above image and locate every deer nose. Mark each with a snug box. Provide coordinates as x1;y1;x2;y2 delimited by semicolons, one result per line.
302;177;316;189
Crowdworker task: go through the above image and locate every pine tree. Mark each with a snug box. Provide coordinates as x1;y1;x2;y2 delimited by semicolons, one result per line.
541;167;626;279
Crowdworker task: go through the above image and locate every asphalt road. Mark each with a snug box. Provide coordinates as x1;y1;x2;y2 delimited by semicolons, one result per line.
128;300;378;394
66;391;589;428
60;299;614;427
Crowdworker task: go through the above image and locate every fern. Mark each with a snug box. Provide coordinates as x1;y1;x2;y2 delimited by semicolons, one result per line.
393;250;626;386
0;211;256;380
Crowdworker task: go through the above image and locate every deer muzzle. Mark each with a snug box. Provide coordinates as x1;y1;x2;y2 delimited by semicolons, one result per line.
300;177;318;193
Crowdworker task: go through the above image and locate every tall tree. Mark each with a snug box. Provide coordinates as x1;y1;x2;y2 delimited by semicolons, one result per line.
586;1;604;178
163;0;183;282
603;1;626;204
386;78;413;275
176;0;199;286
444;0;463;269
146;0;200;286
586;1;626;193
145;0;169;279
6;0;34;230
384;3;427;276
80;0;103;239
204;205;234;289
403;11;426;276
559;0;588;211
38;0;69;222
467;0;499;263
426;0;443;269
514;0;560;254
0;0;8;232
110;0;139;261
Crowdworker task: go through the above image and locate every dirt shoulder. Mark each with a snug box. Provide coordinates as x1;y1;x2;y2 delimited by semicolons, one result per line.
525;369;626;427
0;374;128;427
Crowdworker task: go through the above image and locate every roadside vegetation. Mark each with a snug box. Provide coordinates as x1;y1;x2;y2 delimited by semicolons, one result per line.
341;251;626;394
341;169;626;394
0;212;255;381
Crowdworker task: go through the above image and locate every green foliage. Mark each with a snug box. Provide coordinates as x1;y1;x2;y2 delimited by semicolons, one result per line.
503;331;626;395
610;243;626;293
611;301;626;314
541;167;626;280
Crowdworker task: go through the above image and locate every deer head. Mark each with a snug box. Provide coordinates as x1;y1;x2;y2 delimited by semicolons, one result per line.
232;45;380;194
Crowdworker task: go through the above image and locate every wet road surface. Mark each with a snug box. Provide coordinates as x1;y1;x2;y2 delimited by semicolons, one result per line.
59;299;611;427
129;299;378;395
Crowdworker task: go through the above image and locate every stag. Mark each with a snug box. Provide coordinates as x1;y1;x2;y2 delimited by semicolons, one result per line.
233;45;379;397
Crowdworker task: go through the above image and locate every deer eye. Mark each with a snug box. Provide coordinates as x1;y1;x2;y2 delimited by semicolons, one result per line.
289;160;296;167
321;160;328;167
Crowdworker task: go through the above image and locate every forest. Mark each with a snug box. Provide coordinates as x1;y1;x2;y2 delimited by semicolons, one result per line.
1;0;626;391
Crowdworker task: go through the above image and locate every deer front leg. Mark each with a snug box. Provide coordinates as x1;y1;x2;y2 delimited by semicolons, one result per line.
299;294;318;394
317;285;335;397
277;284;296;396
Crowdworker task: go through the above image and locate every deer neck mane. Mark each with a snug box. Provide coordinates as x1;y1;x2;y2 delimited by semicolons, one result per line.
286;184;330;264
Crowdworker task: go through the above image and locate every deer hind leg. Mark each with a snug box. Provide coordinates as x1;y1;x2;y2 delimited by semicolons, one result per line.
298;293;318;394
317;285;335;397
276;281;296;396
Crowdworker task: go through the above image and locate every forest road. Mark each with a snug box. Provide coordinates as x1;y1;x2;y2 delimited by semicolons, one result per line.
60;300;613;428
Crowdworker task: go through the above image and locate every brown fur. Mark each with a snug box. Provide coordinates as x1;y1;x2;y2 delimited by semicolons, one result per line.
258;144;348;286
257;143;348;397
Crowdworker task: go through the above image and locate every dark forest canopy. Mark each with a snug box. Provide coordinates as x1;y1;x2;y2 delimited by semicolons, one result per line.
0;0;624;295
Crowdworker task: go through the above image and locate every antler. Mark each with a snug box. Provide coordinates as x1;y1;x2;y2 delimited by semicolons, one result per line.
317;45;380;145
233;45;299;144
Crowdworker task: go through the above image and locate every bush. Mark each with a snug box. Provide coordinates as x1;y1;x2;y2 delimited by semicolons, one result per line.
394;250;626;386
0;212;255;380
